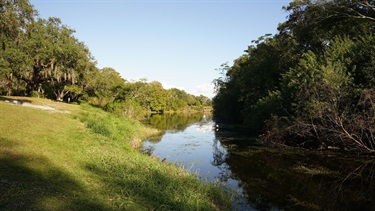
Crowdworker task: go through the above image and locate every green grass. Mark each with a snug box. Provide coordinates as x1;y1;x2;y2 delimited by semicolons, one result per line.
0;97;232;210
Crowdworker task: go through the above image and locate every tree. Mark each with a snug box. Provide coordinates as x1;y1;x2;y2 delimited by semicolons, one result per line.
213;60;247;123
329;0;375;22
213;0;375;152
196;95;212;107
88;67;125;107
279;36;374;151
166;88;189;111
213;35;284;126
21;17;94;100
0;0;35;96
0;0;35;40
0;0;212;119
147;81;166;112
0;43;30;96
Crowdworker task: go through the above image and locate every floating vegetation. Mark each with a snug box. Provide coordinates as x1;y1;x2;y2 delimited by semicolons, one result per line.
293;165;337;175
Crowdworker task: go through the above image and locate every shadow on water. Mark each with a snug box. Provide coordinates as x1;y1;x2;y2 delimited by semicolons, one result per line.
0;137;107;210
214;132;375;210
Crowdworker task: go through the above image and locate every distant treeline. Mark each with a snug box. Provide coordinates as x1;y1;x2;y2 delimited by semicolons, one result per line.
213;0;375;152
0;1;212;118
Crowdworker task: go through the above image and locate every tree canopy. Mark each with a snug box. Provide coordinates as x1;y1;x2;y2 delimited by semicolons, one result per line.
213;0;375;152
0;0;212;118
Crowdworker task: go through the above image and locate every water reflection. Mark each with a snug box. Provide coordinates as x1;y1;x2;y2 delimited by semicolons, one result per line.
142;113;207;144
214;131;375;210
143;113;375;210
143;113;205;132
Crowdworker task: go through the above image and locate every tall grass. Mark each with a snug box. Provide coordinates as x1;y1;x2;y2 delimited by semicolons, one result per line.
0;97;232;210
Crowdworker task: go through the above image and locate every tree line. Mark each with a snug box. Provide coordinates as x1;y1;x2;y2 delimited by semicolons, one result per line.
0;0;212;119
213;0;375;152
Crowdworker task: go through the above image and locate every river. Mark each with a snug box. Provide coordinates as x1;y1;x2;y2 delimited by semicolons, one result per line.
142;113;375;210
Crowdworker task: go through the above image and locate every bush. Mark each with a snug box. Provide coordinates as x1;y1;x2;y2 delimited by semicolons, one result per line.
105;100;145;120
29;90;44;98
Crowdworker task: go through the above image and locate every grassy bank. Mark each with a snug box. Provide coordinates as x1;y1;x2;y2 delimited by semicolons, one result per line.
0;97;231;210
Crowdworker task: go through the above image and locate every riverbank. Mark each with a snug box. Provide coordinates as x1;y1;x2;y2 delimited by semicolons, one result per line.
0;97;231;210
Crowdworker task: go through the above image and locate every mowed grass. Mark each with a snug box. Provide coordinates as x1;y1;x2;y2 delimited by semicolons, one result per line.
0;97;231;210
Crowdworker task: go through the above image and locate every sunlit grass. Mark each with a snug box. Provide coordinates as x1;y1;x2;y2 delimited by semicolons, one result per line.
0;97;232;210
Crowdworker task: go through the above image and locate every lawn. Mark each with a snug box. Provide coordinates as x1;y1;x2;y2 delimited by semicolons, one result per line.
0;97;231;210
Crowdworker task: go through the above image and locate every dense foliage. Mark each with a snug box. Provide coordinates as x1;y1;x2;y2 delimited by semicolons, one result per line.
213;0;375;152
0;0;211;118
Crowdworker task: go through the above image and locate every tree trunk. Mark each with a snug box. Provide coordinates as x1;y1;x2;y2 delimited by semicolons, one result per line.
54;89;66;101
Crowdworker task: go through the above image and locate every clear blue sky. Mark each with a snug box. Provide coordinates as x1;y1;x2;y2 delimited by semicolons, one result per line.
30;0;291;98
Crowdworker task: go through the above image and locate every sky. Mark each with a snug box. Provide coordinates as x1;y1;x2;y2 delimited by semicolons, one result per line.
30;0;291;98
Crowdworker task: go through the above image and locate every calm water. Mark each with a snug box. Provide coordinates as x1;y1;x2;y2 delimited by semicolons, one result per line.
142;114;375;210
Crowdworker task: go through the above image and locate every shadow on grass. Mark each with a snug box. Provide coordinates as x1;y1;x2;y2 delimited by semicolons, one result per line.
0;96;32;104
84;160;227;210
0;138;108;210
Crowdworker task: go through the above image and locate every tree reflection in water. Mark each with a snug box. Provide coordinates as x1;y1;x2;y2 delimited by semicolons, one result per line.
142;114;375;210
212;139;231;183
144;113;204;132
213;129;375;210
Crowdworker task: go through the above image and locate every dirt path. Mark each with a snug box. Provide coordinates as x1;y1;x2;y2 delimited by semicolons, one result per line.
21;102;57;111
3;99;69;113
